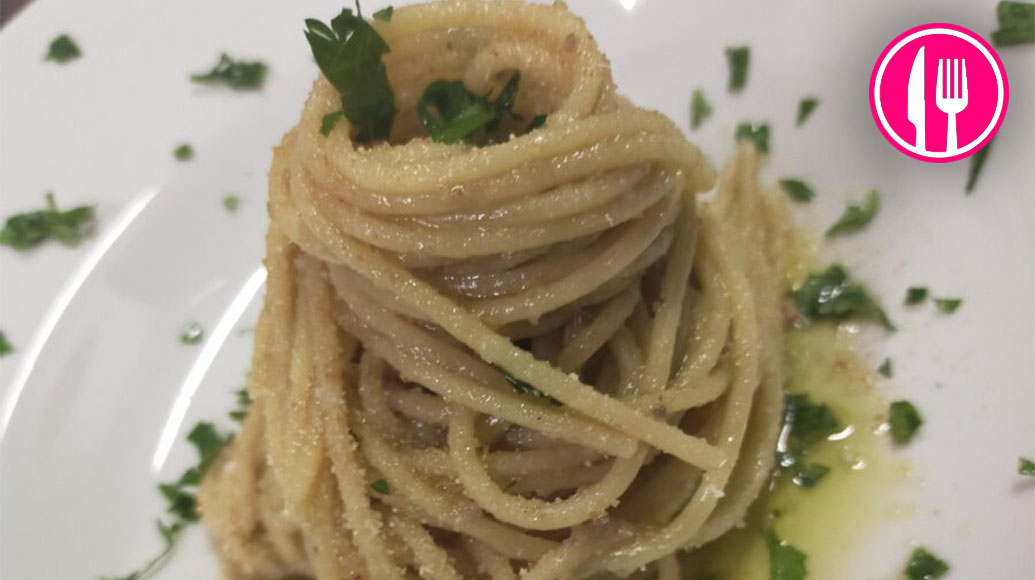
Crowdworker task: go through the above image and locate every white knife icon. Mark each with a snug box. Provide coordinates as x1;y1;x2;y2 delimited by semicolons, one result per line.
906;46;926;152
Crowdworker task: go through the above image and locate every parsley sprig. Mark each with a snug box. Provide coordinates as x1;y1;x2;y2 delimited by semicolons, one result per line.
417;71;543;145
764;527;807;580
190;53;267;90
777;393;840;488
791;265;895;331
827;190;879;237
0;193;95;251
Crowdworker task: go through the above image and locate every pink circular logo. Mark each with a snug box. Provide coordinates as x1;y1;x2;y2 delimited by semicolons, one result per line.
869;23;1009;163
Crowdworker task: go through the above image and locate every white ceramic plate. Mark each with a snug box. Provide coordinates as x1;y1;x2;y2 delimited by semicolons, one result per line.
1;0;1032;578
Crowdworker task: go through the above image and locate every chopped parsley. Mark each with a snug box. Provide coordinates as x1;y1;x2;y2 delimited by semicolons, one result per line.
796;97;819;127
690;89;713;129
965;138;994;193
992;2;1035;46
229;388;252;422
763;527;806;580
734;122;770;154
173;144;193;161
0;331;12;356
888;400;923;445
725;46;750;93
933;298;962;314
180;322;204;345
373;6;394;21
503;478;518;492
778;394;840;489
0;193;95;251
371;478;390;495
878;358;893;378
45;34;81;63
1020;457;1035;476
826;190;880;237
103;423;232;580
501;368;562;406
222;195;240;211
190;53;268;90
778;178;814;202
320;111;345;136
905;287;929;305
791;463;830;488
790;264;896;331
904;547;950;580
417;71;539;145
305;6;396;143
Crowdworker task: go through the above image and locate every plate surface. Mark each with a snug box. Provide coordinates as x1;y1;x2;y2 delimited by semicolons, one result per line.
1;0;1032;578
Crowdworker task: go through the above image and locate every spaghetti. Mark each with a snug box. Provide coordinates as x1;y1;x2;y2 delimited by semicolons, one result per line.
199;1;795;578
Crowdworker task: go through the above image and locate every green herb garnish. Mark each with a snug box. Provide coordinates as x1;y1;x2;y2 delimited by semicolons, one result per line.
222;195;240;211
725;46;750;93
965;138;994;193
503;478;518;492
933;298;962;314
501;368;562;406
905;287;928;305
826;190;879;237
305;6;396;143
690;89;713;129
229;388;252;422
180;322;204;345
734;122;769;154
371;478;390;495
320;111;345;136
791;463;830;488
779;179;814;202
904;547;949;580
45;34;81;63
417;71;537;144
0;193;95;251
0;331;13;357
878;358;893;378
992;1;1035;46
173;144;193;161
889;400;923;445
190;53;267;90
373;6;394;21
764;527;806;580
796;97;819;127
784;393;840;447
790;264;896;331
527;114;547;131
1020;457;1035;476
99;519;184;580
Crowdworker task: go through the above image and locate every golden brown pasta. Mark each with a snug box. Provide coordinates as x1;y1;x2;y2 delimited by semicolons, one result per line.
198;1;794;578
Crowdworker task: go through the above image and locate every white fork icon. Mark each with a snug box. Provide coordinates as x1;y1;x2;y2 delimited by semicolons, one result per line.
935;58;968;154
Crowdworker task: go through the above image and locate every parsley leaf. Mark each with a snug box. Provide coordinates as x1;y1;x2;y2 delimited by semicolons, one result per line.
0;331;12;357
878;358;893;378
182;422;231;483
371;478;390;494
933;298;962;314
180;322;204;345
0;193;95;251
889;400;923;445
826;190;879;237
791;264;896;331
229;388;252;422
222;195;240;211
791;463;830;488
905;287;928;305
796;97;819;127
784;393;840;447
503;478;518;492
305;7;396;143
992;2;1035;46
725;46;750;93
735;122;769;154
45;34;81;63
173;144;193;161
779;179;814;202
418;80;497;143
690;89;713;129
190;53;267;90
320;111;346;136
904;547;949;580
501;368;562;406
373;6;394;21
764;527;806;580
158;483;198;522
965;138;994;193
1020;457;1035;476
